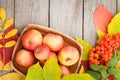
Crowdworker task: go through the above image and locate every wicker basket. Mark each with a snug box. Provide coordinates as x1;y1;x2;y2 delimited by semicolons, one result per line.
11;24;83;76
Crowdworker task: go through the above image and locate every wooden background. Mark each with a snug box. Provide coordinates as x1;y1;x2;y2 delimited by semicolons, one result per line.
0;0;119;76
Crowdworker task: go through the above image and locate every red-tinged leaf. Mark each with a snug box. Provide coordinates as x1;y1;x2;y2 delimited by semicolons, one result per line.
107;75;115;80
3;46;14;65
81;60;89;72
4;25;14;35
4;34;18;43
93;4;113;33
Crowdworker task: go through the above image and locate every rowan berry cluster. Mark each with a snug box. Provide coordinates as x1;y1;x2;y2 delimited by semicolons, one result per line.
89;33;120;65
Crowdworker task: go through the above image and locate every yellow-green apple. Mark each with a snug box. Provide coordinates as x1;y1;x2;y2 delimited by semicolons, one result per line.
58;46;79;66
47;52;58;62
34;45;51;61
60;65;70;76
15;49;35;68
43;33;64;52
22;29;42;51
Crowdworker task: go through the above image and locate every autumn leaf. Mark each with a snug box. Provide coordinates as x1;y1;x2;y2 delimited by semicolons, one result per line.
0;8;6;22
4;29;18;39
93;4;113;33
96;29;105;43
3;18;13;30
108;12;120;35
4;40;16;48
75;36;92;60
0;72;25;80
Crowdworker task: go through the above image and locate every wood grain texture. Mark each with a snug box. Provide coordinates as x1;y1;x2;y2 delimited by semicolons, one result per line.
50;0;83;39
84;0;116;46
0;0;14;76
117;0;120;12
15;0;49;33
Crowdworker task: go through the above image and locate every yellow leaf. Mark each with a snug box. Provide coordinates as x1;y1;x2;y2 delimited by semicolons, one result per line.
5;29;18;39
79;65;85;74
5;40;16;48
0;8;6;22
4;18;13;30
96;29;105;43
3;61;13;70
0;26;3;30
0;72;25;80
0;61;3;70
0;33;3;40
0;44;3;48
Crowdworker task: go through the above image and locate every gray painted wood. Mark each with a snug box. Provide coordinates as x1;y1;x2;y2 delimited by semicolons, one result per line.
0;0;14;76
84;0;116;46
15;0;49;33
117;0;120;12
50;0;83;39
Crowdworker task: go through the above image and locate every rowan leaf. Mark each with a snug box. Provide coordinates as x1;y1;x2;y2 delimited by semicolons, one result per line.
93;4;113;33
0;33;3;39
3;61;13;70
76;36;92;60
4;29;18;39
3;18;13;30
0;44;3;48
4;40;16;48
108;13;120;35
0;8;6;22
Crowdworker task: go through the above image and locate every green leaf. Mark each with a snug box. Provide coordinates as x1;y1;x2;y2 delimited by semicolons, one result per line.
116;50;120;60
75;37;92;60
62;73;93;80
108;57;118;67
25;62;43;80
86;70;101;80
108;68;120;78
113;78;120;80
96;29;105;43
108;13;120;35
43;57;61;80
90;64;107;79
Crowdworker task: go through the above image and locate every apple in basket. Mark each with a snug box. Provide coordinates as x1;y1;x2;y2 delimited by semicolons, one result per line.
22;29;42;51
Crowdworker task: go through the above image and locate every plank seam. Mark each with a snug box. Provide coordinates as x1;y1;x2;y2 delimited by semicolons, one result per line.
82;0;84;39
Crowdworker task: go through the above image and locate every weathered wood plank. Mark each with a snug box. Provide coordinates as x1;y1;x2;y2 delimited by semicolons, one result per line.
50;0;83;38
84;0;116;46
0;0;14;76
15;0;49;33
117;0;120;12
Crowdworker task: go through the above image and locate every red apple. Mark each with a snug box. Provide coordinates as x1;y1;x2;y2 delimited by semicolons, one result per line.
22;29;42;51
43;33;64;52
15;49;35;68
60;65;70;76
58;46;79;66
34;45;50;61
47;52;58;62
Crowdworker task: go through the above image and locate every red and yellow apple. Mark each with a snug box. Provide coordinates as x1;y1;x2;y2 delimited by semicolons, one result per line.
43;33;64;52
60;65;70;76
58;46;79;66
34;45;50;61
15;49;35;68
47;52;58;62
22;29;42;51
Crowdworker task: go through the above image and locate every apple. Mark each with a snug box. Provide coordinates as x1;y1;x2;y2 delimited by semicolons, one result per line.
22;29;42;51
47;52;58;62
58;46;79;66
34;45;51;61
15;49;35;68
43;33;64;52
60;65;70;76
